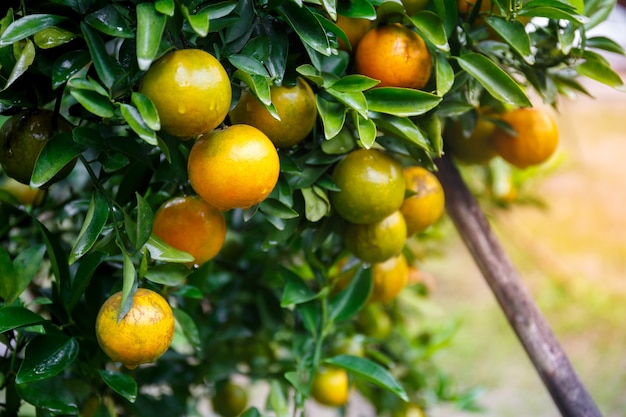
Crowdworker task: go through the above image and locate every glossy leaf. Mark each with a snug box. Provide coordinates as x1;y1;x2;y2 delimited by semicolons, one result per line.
278;2;332;56
155;0;176;16
260;198;299;220
365;87;442;117
69;193;109;264
280;267;318;306
233;70;272;106
136;3;167;71
328;266;372;323
120;103;158;145
68;251;108;312
173;308;201;351
327;89;368;118
584;0;616;29
0;14;66;45
577;59;625;90
33;26;77;49
586;36;625;54
85;5;134;38
118;244;138;322
16;336;79;383
181;5;210;37
457;53;531;107
70;88;115;118
316;95;346;139
144;235;195;263
52;51;91;89
409;11;449;52
485;17;533;64
99;370;137;402
0;306;45;333
519;1;587;23
1;39;35;92
34;218;72;305
436;53;455;96
268;379;290;417
229;54;270;77
330;75;379;92
325;354;409;401
354;112;377;149
0;247;16;303
8;245;46;305
80;21;118;89
31;132;83;188
15;377;79;415
301;186;331;222
131;92;161;131
371;112;430;151
145;263;191;286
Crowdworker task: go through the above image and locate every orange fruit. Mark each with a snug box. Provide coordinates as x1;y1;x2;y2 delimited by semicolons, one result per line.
229;77;317;148
0;177;46;206
335;15;372;51
344;210;407;263
139;49;231;138
212;381;248;417
492;107;559;168
445;116;498;165
95;288;175;369
370;254;409;304
330;149;405;224
188;124;280;211
310;366;350;407
355;24;432;89
152;195;226;267
458;0;492;15
0;110;75;186
400;166;445;236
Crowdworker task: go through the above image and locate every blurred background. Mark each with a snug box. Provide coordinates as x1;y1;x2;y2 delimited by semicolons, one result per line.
422;6;626;417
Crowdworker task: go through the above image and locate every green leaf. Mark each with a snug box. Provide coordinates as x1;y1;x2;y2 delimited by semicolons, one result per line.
584;0;616;29
16;335;79;383
268;379;290;417
229;54;270;77
52;51;91;89
577;59;625;90
485;17;533;64
16;377;79;415
117;245;137;322
8;245;46;305
173;308;201;351
436;53;455;96
33;26;77;49
456;53;531;107
155;0;176;16
327;89;368;118
34;219;72;306
69;88;115;118
317;95;346;139
131;92;161;131
325;354;409;401
68;251;107;312
259;198;299;220
371;112;431;151
99;370;137;403
144;235;195;263
69;193;109;264
409;11;449;52
144;263;191;286
354;112;377;149
120;103;158;145
136;3;167;71
519;0;587;23
0;247;17;303
301;186;331;222
80;21;118;89
233;70;272;106
278;2;332;56
0;14;66;45
280;267;318;306
31;132;83;188
586;36;625;54
330;75;379;92
135;192;154;249
181;5;210;37
365;87;442;117
1;39;35;92
85;5;134;38
328;266;372;323
0;306;45;333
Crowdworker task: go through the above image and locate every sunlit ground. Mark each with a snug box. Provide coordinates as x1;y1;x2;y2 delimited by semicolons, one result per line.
424;33;626;417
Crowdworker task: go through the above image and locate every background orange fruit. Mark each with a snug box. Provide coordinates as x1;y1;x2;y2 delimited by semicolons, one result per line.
445;116;498;165
212;381;248;417
229;77;317;148
492;107;559;168
335;15;372;51
370;254;410;304
188;124;280;211
153;195;226;267
139;49;231;138
0;176;46;206
330;149;405;224
344;210;407;263
355;24;432;89
400;166;445;236
310;366;350;407
95;288;175;369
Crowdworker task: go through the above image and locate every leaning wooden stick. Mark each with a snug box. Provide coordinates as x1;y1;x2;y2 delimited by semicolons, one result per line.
435;155;602;417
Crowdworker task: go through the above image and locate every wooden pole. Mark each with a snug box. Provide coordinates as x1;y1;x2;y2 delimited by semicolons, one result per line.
434;155;602;417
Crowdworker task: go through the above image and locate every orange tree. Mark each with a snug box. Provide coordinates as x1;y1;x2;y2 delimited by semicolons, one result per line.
0;0;623;416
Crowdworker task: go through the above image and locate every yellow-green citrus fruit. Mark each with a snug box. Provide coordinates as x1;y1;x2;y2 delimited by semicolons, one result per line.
356;303;392;339
139;49;232;138
188;124;280;211
212;382;248;417
311;366;350;407
330;149;405;224
95;288;175;369
0;177;46;206
400;166;445;236
335;15;372;51
344;210;407;263
445;116;498;165
370;254;409;304
229;77;317;148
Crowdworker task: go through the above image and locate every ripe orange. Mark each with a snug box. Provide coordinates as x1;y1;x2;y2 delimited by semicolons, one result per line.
229;77;317;148
310;366;350;407
355;24;432;89
344;210;407;263
0;110;75;186
0;177;46;207
152;195;226;267
139;49;231;138
330;149;405;224
95;288;175;369
370;254;409;304
212;381;248;417
188;124;280;211
335;15;372;51
492;107;559;168
400;166;445;236
445;116;498;165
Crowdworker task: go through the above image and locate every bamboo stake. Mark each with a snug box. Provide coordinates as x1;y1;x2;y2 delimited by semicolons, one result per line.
434;155;602;417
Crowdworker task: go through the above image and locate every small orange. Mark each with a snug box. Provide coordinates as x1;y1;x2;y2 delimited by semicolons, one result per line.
0;177;46;207
188;124;280;211
212;381;248;417
330;149;405;224
370;254;409;304
445;116;498;165
400;166;445;236
355;24;432;89
492;107;559;169
344;210;407;263
335;15;372;51
95;288;175;369
152;195;226;267
310;366;350;407
229;77;317;148
139;49;231;138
